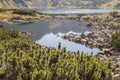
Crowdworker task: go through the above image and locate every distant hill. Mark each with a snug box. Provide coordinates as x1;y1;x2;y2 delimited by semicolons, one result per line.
0;0;120;9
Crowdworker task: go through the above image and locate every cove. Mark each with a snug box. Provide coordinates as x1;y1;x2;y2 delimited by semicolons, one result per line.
5;19;100;54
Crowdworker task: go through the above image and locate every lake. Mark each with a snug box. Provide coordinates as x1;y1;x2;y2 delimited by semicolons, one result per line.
39;9;120;14
5;19;100;54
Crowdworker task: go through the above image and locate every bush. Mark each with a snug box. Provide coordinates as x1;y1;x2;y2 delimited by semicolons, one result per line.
12;9;36;16
0;28;113;80
109;11;119;17
0;8;7;12
0;28;18;40
112;30;120;50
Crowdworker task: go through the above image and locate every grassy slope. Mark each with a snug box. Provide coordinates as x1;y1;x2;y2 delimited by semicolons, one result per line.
100;0;120;9
0;10;51;21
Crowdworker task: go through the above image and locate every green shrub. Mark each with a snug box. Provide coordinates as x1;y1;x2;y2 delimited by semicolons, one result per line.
109;11;119;17
0;28;18;40
0;28;113;80
12;9;36;16
0;8;7;12
112;30;120;50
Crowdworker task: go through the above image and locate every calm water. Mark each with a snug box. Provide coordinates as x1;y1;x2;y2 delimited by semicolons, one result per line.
5;19;95;40
5;18;100;54
7;8;120;54
36;33;100;54
39;9;120;14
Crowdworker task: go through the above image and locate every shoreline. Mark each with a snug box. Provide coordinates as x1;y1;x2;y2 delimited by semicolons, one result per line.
59;30;119;56
1;9;119;55
1;9;120;79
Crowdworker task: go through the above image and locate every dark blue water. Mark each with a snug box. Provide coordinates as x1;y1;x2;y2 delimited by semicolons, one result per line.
39;9;120;14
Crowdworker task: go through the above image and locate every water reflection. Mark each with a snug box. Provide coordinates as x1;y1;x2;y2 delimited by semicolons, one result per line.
5;19;95;40
48;20;62;29
5;19;99;54
36;33;100;54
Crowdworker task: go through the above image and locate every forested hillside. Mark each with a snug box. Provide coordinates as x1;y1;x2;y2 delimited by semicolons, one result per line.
0;0;120;9
0;28;113;80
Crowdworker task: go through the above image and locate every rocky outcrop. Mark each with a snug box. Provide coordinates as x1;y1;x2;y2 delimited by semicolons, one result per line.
60;30;116;56
19;31;32;37
81;14;120;30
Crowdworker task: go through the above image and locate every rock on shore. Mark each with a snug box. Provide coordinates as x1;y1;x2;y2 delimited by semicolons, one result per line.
60;30;117;56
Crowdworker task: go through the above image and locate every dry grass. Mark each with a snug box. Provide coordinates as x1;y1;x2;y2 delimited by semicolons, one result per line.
0;11;15;20
97;13;109;18
0;10;51;20
100;0;120;9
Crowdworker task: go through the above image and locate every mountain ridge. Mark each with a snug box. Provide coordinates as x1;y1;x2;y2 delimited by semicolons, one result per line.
0;0;120;9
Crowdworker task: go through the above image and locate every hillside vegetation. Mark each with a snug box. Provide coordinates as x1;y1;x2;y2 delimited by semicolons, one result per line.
112;30;120;50
0;9;51;21
100;0;120;9
0;28;113;80
0;0;120;9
